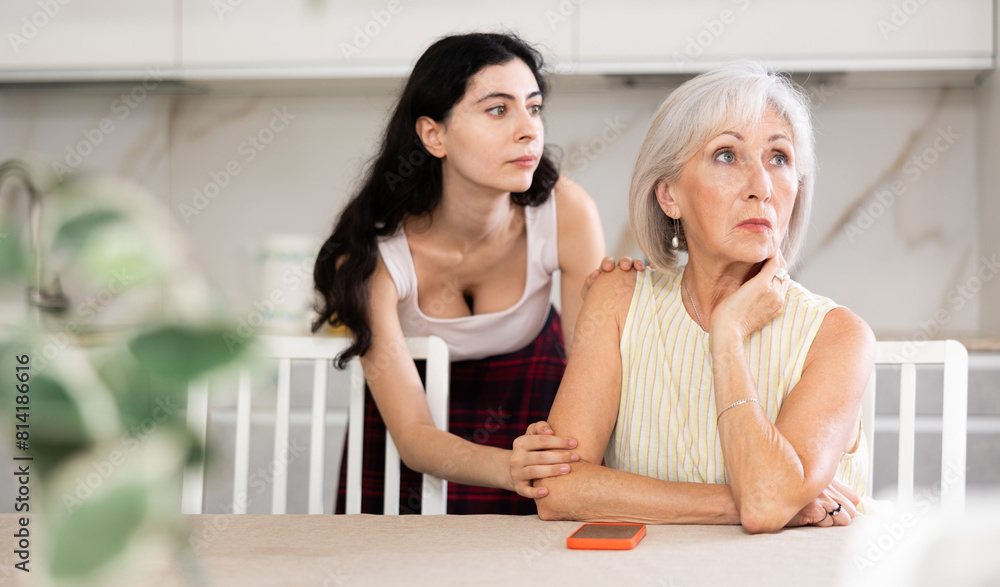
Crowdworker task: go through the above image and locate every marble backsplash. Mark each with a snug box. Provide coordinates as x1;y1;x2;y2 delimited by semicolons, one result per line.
0;77;987;340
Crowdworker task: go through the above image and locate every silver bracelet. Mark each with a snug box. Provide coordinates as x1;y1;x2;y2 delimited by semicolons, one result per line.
716;398;762;424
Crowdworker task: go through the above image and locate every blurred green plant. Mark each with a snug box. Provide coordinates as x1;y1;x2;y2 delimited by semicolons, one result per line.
0;168;250;585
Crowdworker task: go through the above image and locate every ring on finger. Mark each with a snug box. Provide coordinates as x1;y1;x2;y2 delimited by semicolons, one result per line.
828;503;843;517
814;511;829;526
774;268;790;283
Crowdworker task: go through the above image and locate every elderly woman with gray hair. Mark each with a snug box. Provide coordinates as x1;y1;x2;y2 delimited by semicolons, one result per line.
520;63;874;533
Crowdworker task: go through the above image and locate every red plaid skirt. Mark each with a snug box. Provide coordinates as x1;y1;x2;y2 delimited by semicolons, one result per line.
336;307;566;515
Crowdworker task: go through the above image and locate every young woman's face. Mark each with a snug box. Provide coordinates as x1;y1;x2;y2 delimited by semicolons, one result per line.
435;58;544;195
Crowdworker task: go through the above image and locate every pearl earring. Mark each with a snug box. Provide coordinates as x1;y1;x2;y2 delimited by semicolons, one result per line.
671;218;680;249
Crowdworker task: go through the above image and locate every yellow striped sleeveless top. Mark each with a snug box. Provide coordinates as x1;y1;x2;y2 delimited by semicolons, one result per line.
606;267;868;498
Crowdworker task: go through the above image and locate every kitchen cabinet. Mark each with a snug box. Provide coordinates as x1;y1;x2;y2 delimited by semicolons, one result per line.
0;0;176;77
180;0;573;73
0;0;992;83
575;0;994;73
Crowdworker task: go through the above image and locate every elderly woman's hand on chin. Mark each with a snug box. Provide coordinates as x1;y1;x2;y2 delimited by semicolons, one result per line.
709;252;790;342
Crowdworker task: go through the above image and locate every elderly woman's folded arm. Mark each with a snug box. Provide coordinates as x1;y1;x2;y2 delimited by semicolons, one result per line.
533;271;742;524
709;307;875;533
535;461;739;524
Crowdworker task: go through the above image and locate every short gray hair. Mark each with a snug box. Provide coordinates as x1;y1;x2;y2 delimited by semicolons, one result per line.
629;61;816;269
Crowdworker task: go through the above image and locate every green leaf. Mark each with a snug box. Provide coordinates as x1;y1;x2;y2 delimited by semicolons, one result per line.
128;324;248;382
49;483;147;578
30;375;90;441
91;357;185;444
29;374;93;474
185;428;207;468
53;208;124;249
0;219;26;279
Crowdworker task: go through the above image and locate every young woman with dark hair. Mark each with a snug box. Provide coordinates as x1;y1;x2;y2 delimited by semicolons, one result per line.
313;32;623;514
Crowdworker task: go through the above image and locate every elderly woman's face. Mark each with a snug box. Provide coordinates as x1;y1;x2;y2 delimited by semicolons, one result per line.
664;108;797;265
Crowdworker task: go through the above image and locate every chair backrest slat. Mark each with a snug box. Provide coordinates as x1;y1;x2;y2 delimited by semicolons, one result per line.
271;358;292;514
940;340;969;514
862;340;968;513
308;359;329;515
182;381;209;514
897;363;917;506
232;370;252;514
383;437;402;515
345;359;365;514
415;336;450;514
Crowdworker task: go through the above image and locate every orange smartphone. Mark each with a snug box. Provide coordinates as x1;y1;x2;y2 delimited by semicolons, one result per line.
566;523;647;550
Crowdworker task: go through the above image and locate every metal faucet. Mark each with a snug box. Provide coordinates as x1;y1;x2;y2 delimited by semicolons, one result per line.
0;159;69;314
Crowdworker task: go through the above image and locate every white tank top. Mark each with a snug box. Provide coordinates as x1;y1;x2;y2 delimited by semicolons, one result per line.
377;195;560;361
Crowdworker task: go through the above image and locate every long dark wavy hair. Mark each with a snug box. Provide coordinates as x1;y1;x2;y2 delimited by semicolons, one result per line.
312;32;560;368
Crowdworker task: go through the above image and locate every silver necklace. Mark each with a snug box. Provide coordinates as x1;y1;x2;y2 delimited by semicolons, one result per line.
682;274;706;331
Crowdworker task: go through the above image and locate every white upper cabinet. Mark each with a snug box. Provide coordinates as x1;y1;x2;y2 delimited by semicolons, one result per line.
180;0;573;73
0;0;176;76
0;0;993;81
575;0;994;73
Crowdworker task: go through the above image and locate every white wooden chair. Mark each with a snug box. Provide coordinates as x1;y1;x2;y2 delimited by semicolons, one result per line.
181;335;450;515
861;339;968;514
